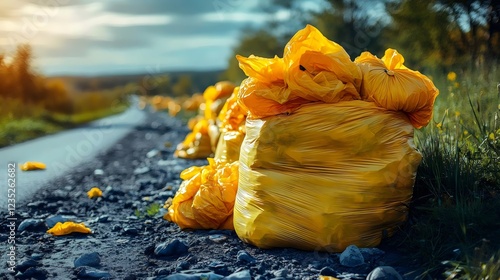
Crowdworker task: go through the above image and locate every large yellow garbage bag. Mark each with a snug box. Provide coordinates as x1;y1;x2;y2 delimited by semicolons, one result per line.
166;159;239;230
354;49;439;128
234;101;422;251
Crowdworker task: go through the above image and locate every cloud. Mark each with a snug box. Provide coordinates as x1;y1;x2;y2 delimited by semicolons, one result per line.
1;0;273;75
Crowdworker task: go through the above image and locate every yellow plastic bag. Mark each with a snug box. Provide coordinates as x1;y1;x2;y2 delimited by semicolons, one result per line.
234;101;422;251
236;25;361;118
166;159;239;230
283;24;361;103
175;82;236;159
237;56;305;119
354;49;439;128
174;118;212;159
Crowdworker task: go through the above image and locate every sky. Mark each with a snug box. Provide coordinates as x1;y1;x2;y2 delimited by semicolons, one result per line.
0;0;292;76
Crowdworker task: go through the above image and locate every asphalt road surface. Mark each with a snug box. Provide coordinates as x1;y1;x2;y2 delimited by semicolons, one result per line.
0;102;146;209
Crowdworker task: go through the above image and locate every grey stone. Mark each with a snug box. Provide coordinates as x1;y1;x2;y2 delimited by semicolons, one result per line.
45;215;75;228
134;166;150;175
225;270;251;280
359;248;385;260
154;239;189;256
16;258;39;271
366;266;403;280
339;245;365;267
208;261;228;276
147;149;159;158
94;169;104;175
18;219;43;231
123;227;139;235
237;250;255;263
319;267;336;277
273;269;289;278
74;252;101;268
76;266;111;278
163;272;224;280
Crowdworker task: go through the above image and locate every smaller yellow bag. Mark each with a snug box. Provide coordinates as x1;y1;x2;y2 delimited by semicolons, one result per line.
165;159;239;230
354;49;439;128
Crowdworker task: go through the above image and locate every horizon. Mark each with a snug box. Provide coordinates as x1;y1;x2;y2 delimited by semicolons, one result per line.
1;0;322;76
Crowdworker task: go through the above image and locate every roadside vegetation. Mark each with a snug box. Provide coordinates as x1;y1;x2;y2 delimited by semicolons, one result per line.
222;0;500;278
0;45;130;148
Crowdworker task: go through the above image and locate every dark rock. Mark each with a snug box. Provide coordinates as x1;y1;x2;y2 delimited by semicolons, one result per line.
162;271;224;280
208;234;227;243
154;239;189;256
16;267;48;280
74;252;101;268
366;266;403;280
144;244;156;256
208;261;228;276
155;267;170;275
237;250;255;263
123;227;139;235
18;219;44;231
31;253;44;260
359;248;385;261
273;269;289;278
124;275;137;280
16;258;40;272
75;266;111;278
27;201;45;208
45;215;75;228
112;224;122;232
176;261;190;272
98;215;110;222
319;267;337;277
339;245;365;267
134;166;150;175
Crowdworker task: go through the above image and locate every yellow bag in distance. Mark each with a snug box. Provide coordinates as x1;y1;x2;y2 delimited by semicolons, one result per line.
354;49;439;128
234;101;422;251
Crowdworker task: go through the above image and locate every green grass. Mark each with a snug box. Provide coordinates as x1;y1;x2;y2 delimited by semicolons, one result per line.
0;103;128;148
394;66;500;279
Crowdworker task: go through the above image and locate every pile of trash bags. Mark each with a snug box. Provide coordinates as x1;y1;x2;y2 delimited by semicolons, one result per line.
167;24;438;252
174;81;235;159
166;88;247;230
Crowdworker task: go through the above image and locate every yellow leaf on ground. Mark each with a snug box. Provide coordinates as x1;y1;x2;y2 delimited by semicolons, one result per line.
20;161;46;171
46;222;91;236
87;187;103;199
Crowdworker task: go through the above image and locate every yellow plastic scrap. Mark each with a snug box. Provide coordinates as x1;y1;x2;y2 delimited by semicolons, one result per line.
87;187;102;199
47;222;92;236
166;159;239;230
20;161;46;171
354;48;439;128
234;101;422;251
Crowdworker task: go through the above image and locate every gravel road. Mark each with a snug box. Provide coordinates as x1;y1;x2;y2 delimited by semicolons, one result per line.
0;108;422;280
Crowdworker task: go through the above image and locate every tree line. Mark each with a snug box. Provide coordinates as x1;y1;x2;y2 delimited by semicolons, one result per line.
223;0;500;82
